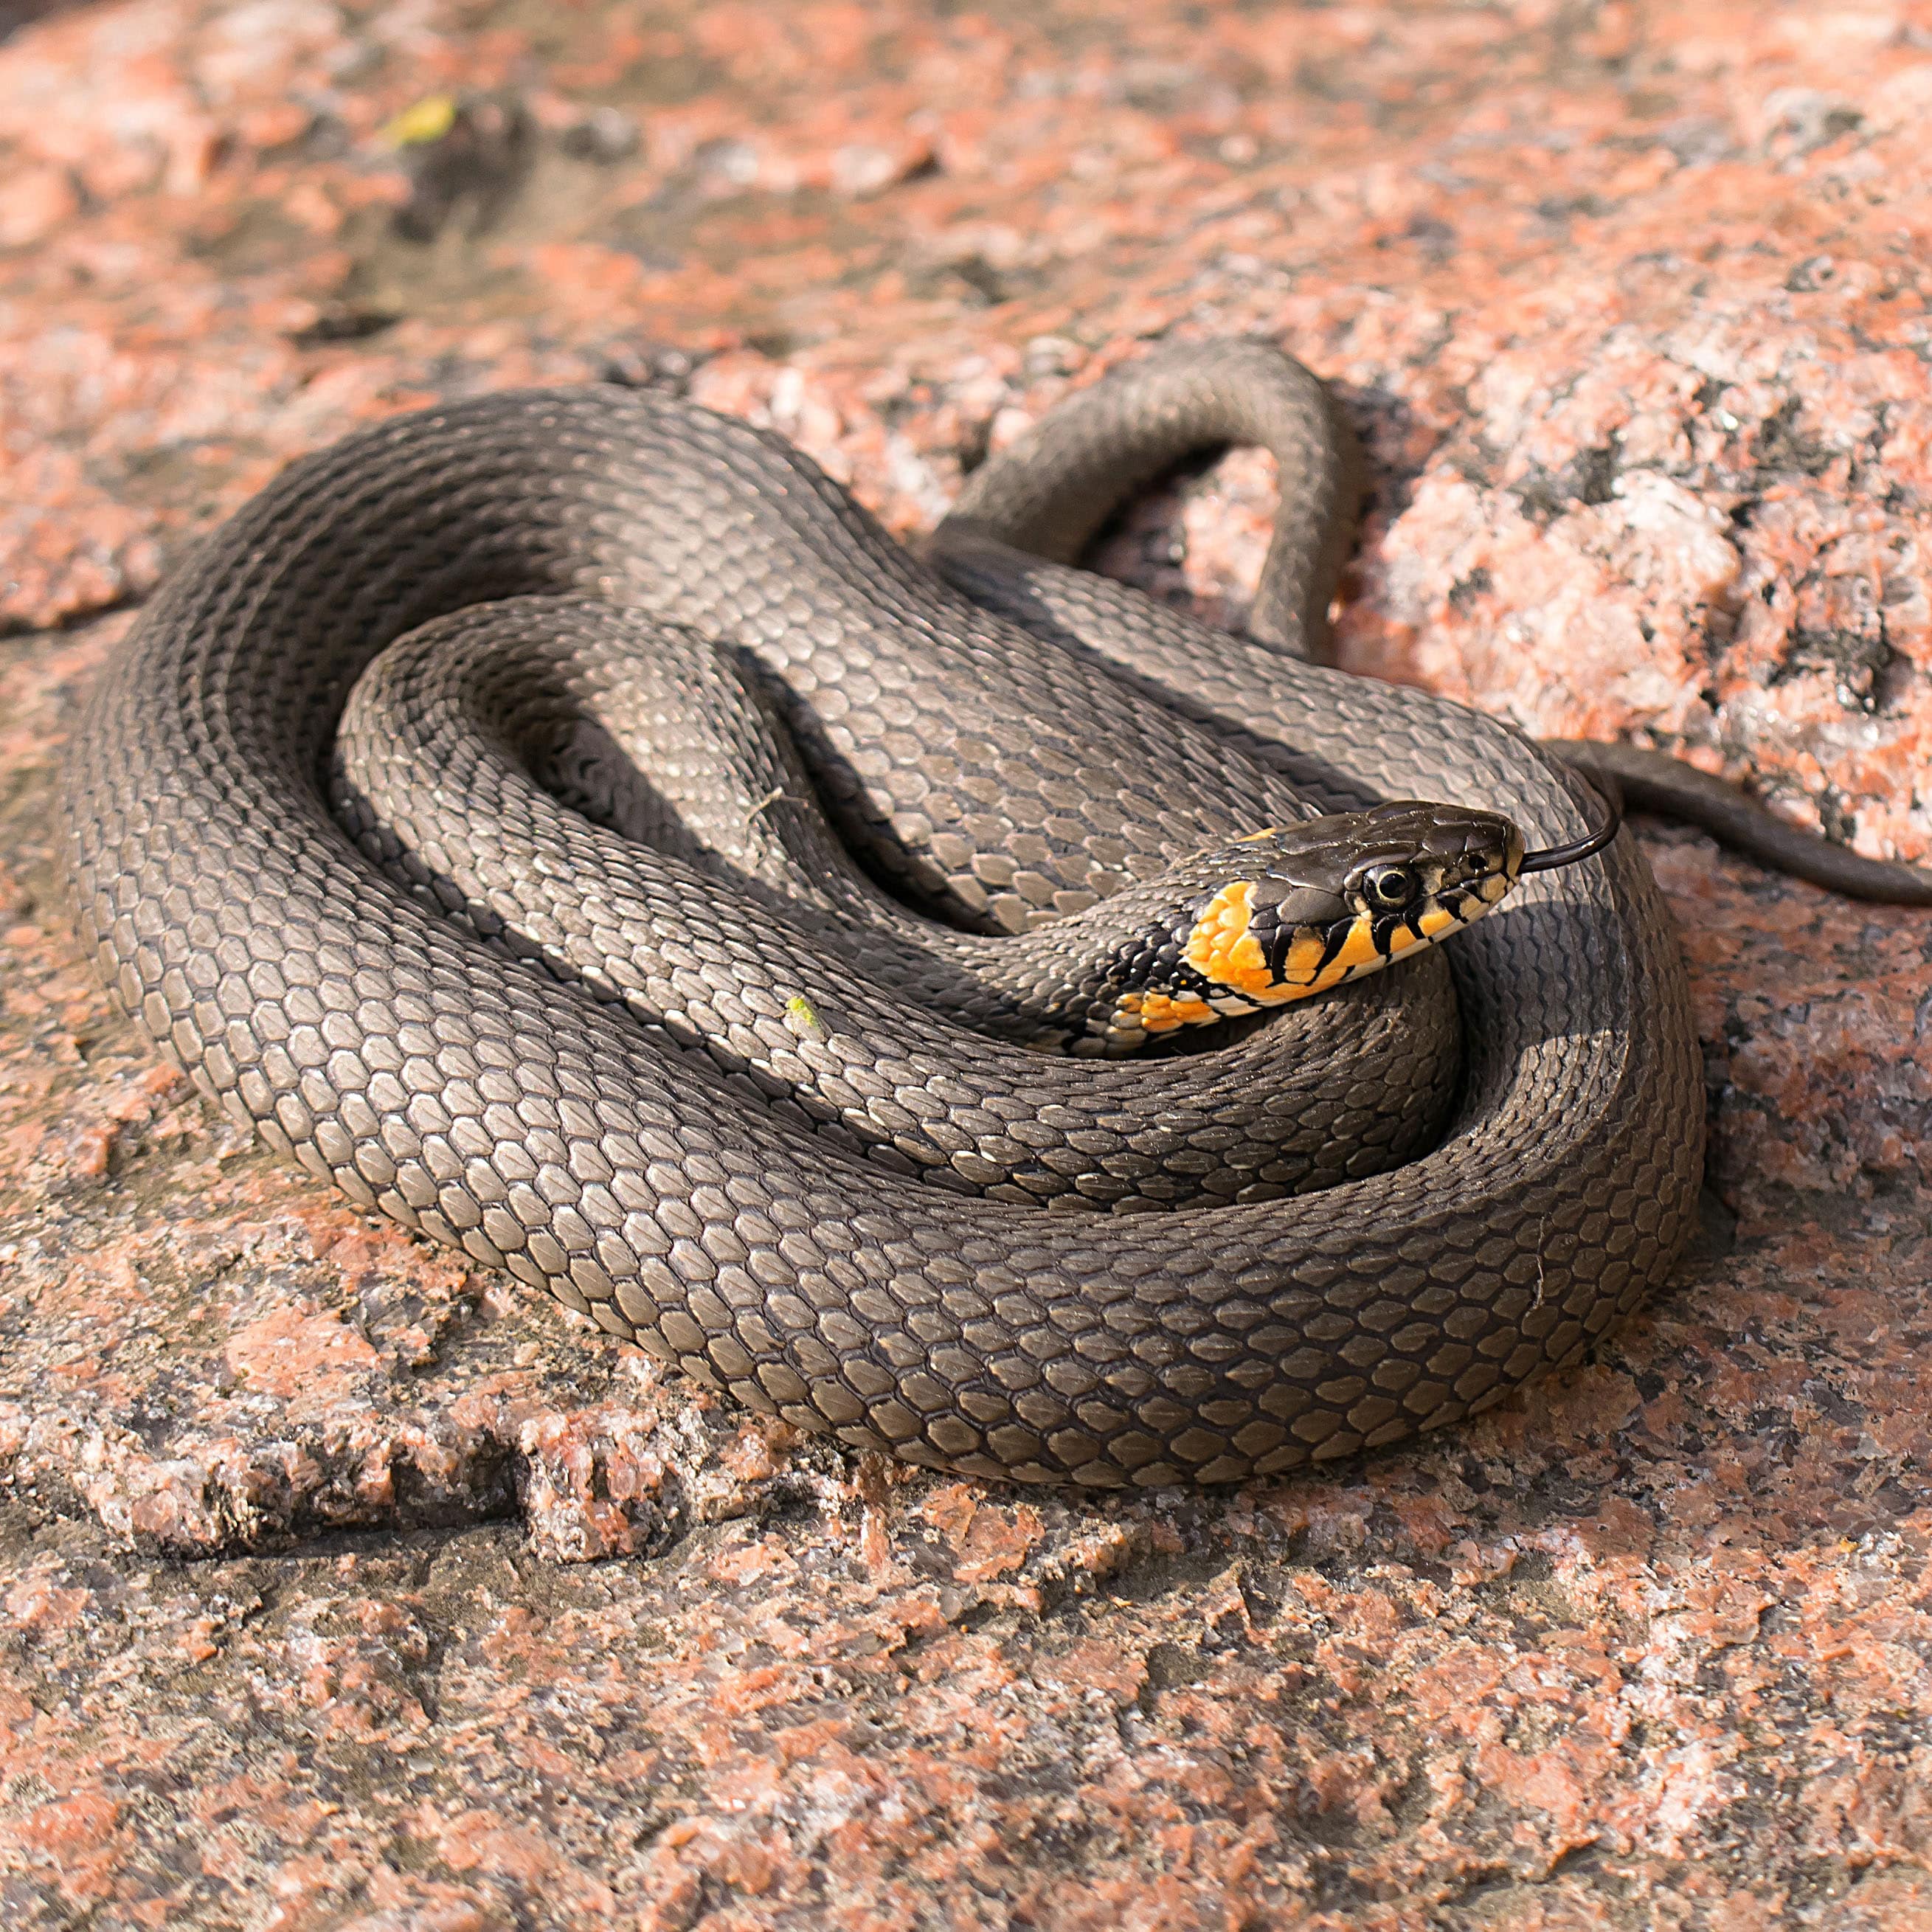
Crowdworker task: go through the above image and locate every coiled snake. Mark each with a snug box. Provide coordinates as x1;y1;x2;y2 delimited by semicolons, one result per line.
60;341;1929;1486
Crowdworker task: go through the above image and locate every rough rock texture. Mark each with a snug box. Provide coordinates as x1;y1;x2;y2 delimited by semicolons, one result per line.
2;1;1931;1925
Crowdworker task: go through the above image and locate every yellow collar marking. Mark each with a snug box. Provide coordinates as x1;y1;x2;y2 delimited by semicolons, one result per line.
1327;914;1382;972
1282;930;1328;984
1177;884;1469;1017
1134;988;1215;1033
1183;881;1280;1000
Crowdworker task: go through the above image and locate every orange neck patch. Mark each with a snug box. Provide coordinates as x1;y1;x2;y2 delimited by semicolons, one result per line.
1183;881;1289;1003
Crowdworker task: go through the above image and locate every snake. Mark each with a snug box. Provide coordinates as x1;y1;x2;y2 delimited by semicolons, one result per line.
60;339;1932;1487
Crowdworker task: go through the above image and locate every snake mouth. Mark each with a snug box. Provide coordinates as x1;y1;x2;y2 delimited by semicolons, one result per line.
1518;769;1624;874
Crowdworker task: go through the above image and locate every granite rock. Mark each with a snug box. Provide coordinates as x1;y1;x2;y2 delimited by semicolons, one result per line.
2;1;1931;1925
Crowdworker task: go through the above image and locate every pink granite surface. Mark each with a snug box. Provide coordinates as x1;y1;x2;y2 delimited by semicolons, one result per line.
2;1;1931;1925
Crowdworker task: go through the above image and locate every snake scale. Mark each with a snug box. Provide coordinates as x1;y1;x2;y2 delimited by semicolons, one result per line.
66;336;1914;1489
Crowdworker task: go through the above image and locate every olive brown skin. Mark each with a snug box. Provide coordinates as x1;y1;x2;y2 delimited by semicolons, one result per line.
327;596;1483;1208
60;339;1708;1488
330;601;1523;1064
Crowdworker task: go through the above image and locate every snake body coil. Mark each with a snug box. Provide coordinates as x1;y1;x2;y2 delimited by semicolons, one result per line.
62;342;1706;1486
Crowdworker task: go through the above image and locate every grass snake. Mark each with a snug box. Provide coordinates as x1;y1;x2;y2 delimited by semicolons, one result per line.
61;340;1930;1487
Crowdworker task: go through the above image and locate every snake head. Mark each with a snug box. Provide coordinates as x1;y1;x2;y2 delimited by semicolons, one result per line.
1103;802;1524;1046
1189;800;1527;1003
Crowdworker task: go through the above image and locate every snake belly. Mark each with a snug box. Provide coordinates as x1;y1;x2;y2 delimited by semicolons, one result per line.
60;341;1705;1487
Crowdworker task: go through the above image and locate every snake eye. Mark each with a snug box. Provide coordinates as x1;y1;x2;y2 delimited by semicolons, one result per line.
1358;863;1419;911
